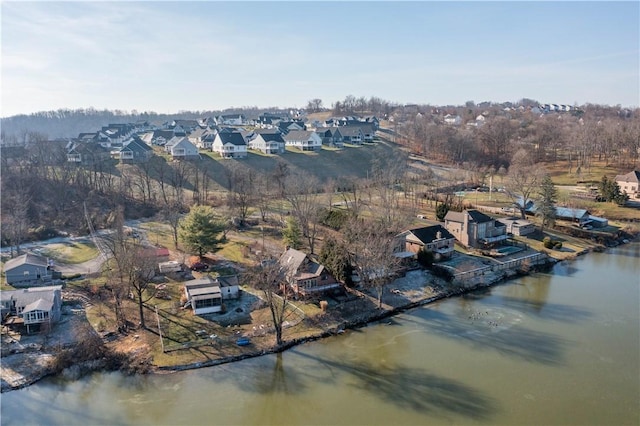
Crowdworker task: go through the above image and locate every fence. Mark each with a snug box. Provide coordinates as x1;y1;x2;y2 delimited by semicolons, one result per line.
452;252;548;283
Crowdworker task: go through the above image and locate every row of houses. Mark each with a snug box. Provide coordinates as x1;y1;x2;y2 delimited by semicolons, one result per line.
64;115;381;164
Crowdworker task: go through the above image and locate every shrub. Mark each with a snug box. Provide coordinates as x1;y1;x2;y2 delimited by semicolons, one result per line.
554;242;563;250
543;237;554;249
319;208;349;230
416;248;434;268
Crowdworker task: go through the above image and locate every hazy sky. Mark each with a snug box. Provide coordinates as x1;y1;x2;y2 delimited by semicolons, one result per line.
2;1;638;116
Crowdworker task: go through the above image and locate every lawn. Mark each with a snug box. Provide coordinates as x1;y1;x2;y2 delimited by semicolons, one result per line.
39;241;99;264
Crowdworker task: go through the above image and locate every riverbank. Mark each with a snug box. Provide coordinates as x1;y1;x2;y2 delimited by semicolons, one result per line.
1;249;559;391
3;223;637;392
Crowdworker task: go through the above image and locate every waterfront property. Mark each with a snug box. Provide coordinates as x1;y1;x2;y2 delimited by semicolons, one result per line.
182;275;241;315
0;285;63;334
444;209;508;249
496;217;536;236
396;225;456;259
279;248;340;296
183;277;223;315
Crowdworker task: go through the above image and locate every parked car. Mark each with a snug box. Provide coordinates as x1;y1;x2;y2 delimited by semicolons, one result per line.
190;262;209;271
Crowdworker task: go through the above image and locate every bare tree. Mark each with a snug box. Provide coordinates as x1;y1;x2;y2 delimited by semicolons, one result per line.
284;171;322;253
345;217;403;309
122;245;157;329
226;162;257;226
244;260;291;347
505;149;546;219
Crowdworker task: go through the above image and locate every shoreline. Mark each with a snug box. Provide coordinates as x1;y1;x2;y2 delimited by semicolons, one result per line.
3;234;637;392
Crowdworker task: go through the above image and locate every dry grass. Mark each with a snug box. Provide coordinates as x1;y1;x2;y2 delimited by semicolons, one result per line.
39;241;99;264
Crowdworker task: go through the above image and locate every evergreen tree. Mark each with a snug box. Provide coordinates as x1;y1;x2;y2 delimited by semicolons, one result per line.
319;236;353;285
282;216;302;249
178;205;225;257
536;174;557;233
435;203;449;221
598;176;629;205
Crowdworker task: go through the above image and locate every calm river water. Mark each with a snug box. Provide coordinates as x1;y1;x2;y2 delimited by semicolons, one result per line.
2;243;639;425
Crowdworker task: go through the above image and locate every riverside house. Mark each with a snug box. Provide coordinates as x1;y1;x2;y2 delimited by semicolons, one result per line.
279;248;340;297
396;225;456;260
445;209;507;249
1;285;63;334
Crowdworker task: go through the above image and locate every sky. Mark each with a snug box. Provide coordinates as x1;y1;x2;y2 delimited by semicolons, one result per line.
1;1;638;117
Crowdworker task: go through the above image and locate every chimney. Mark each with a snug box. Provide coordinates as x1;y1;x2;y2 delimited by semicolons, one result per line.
436;231;442;240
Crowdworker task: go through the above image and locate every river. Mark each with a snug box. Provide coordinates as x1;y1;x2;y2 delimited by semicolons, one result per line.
2;243;639;425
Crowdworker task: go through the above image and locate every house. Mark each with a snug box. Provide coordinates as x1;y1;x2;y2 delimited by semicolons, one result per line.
444;114;462;126
211;132;248;158
248;133;286;154
345;123;376;142
497;217;536;236
615;171;640;200
282;131;322;151
199;130;218;149
314;127;343;147
217;274;240;300
183;277;222;315
167;137;200;159
66;141;110;165
116;136;153;163
3;254;57;287
363;115;380;130
182;275;240;315
335;127;363;144
278;120;305;134
216;114;245;126
0;285;63;334
444;209;508;249
554;207;591;225
279;248;340;296
396;225;456;260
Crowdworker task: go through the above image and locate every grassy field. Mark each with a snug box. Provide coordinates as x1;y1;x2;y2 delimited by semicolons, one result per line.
39;241;99;264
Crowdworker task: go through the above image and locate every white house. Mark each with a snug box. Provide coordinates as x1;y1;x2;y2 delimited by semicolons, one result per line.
282;130;322;151
183;275;240;315
248;133;286;154
497;217;536;236
183;278;222;315
167;137;200;159
615;170;640;200
211;132;248;158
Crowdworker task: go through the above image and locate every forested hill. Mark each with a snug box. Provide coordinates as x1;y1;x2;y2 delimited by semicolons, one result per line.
0;108;227;141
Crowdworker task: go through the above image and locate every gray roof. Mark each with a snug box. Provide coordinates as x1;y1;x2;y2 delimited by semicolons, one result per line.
282;130;315;141
279;248;307;276
3;253;49;272
217;132;247;146
1;285;62;310
615;170;640;183
336;127;363;137
23;298;53;313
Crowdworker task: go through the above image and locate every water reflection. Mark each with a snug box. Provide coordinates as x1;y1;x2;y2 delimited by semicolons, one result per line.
413;308;569;365
293;350;497;420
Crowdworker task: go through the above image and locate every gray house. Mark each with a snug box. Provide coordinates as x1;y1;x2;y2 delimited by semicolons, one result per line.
1;285;63;334
248;133;286;154
116;136;153;163
3;253;57;287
